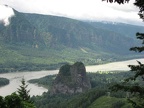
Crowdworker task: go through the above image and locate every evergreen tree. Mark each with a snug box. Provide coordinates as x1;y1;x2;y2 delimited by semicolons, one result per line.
0;96;6;108
5;93;22;108
0;78;36;108
103;0;144;107
17;78;31;102
17;78;36;108
103;0;144;21
102;0;130;4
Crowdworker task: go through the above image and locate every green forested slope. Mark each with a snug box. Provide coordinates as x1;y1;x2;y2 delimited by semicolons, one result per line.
88;21;144;39
24;13;138;53
0;10;143;72
88;96;132;108
31;71;134;108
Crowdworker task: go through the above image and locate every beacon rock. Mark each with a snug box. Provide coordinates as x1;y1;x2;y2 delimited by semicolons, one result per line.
50;62;91;94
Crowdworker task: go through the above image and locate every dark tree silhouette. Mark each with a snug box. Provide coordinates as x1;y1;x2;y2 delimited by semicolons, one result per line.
17;78;36;108
0;79;36;108
103;0;144;21
17;78;31;102
103;0;144;107
102;0;130;4
5;93;22;108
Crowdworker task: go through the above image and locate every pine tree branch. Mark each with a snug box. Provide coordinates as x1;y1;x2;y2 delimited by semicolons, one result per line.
102;0;130;4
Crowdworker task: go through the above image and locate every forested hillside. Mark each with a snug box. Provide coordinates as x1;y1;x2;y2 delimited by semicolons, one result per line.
88;21;144;39
30;71;134;108
24;13;138;53
0;9;143;72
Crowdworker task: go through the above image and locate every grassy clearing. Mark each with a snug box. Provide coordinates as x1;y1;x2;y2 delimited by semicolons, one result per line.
88;96;132;108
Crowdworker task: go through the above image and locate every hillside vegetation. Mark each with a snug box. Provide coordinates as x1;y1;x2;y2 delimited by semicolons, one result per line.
0;9;143;72
30;71;134;108
0;78;9;87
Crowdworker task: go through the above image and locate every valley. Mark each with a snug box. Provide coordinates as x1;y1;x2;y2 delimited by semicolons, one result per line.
0;10;143;72
0;58;143;97
0;1;144;108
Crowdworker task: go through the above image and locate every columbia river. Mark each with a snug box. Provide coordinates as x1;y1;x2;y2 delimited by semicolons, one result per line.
0;58;143;96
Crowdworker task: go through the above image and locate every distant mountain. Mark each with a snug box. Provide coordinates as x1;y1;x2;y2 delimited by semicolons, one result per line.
23;13;138;53
0;10;44;47
87;21;144;39
0;10;143;72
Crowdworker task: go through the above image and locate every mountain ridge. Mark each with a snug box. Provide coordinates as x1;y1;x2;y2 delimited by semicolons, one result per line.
0;10;143;72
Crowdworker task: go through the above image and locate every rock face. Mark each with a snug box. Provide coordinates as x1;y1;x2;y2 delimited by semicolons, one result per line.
50;62;91;94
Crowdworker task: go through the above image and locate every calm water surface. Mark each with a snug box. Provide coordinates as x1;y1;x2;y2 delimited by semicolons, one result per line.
0;70;58;96
0;58;144;96
86;58;144;72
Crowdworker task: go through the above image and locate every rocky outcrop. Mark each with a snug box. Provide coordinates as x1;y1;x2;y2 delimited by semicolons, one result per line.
50;62;91;95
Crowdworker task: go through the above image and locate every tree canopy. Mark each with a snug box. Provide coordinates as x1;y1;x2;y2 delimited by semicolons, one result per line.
104;0;144;107
0;78;35;108
17;78;31;102
103;0;144;21
102;0;130;4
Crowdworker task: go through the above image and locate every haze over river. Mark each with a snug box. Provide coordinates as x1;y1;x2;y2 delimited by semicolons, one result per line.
0;58;144;97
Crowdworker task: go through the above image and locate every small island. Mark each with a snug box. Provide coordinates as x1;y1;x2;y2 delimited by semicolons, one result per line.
0;77;9;87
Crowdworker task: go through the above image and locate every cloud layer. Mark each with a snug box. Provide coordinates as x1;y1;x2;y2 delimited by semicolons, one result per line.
0;0;143;25
0;5;14;26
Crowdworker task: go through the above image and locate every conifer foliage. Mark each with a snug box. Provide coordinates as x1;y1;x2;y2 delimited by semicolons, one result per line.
102;0;130;4
0;78;35;108
17;78;31;102
103;0;144;107
17;78;35;108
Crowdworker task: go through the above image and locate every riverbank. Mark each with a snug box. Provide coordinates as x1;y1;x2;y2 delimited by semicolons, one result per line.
86;58;144;72
0;70;58;96
0;58;143;96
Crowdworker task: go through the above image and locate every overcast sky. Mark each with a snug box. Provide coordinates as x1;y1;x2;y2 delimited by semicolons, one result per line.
0;0;143;26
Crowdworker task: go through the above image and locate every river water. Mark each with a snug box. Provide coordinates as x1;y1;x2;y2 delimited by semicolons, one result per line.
86;58;144;72
0;58;144;97
0;70;58;96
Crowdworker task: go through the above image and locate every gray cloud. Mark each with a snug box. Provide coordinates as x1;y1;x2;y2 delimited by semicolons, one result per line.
0;0;143;26
0;5;14;26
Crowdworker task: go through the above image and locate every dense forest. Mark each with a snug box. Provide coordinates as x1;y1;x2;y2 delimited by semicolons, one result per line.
0;69;141;108
29;71;135;108
0;0;144;107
